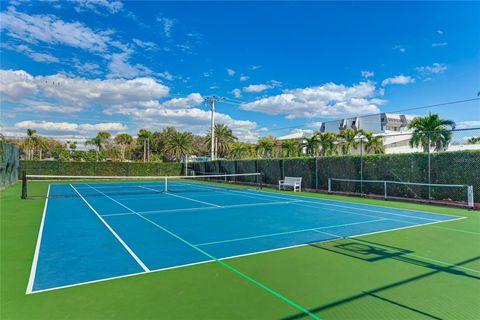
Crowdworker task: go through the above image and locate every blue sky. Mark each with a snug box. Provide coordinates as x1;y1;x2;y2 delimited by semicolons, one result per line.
1;0;479;143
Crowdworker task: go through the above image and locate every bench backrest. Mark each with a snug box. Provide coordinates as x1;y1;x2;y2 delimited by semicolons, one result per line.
284;176;302;184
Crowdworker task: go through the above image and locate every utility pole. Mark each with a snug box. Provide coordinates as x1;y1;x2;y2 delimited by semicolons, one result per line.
203;96;224;160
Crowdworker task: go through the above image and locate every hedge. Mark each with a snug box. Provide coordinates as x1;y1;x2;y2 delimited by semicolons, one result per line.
191;151;480;203
20;161;183;177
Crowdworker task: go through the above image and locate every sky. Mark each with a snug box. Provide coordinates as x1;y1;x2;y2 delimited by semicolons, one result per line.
1;0;479;144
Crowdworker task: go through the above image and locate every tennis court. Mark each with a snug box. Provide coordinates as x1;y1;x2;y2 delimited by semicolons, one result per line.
27;176;463;294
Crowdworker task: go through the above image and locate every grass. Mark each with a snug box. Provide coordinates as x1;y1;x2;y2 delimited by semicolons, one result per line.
1;180;479;319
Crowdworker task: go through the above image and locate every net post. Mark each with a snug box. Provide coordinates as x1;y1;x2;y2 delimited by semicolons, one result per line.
21;170;27;199
384;181;387;200
328;178;331;193
467;185;474;208
164;177;168;192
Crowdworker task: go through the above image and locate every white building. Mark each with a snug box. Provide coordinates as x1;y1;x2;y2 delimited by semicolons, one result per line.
278;113;478;154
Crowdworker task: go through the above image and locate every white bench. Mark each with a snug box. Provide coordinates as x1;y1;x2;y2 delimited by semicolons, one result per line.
278;176;302;192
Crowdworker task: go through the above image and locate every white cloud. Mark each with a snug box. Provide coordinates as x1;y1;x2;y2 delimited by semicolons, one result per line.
78;122;127;131
240;81;384;119
105;106;259;141
0;69;37;100
415;63;447;74
14;120;127;132
361;71;374;78
456;121;480;129
239;75;249;82
157;71;174;81
2;43;60;63
156;16;175;37
0;7;111;53
17;104;83;113
249;65;261;70
72;0;124;14
227;68;235;76
0;69;170;106
432;42;448;47
243;84;272;93
437;30;444;35
108;51;154;79
393;45;406;53
381;75;415;86
232;88;242;98
159;93;203;109
132;38;156;49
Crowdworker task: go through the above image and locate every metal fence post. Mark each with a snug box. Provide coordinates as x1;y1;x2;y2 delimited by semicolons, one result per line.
428;131;431;200
384;181;387;200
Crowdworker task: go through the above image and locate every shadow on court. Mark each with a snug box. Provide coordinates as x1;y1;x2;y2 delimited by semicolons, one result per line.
279;239;480;320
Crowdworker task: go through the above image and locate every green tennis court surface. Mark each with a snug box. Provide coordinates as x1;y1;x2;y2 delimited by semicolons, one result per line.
2;181;479;319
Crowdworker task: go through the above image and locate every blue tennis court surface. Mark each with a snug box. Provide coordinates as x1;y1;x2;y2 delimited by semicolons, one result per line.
27;181;463;293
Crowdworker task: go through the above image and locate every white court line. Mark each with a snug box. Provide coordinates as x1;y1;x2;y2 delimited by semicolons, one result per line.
101;199;302;217
243;188;465;219
232;189;457;222
196;218;387;246
71;184;150;272
26;185;50;294
28;184;471;294
27;207;470;294
138;185;222;208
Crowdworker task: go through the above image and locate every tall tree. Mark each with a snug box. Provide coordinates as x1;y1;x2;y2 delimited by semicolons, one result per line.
85;131;111;161
165;131;194;161
316;132;338;156
256;137;277;158
303;136;319;156
338;128;359;155
137;129;153;162
26;128;37;160
281;139;301;157
114;133;133;161
34;136;48;160
362;131;385;154
205;124;237;158
229;142;252;159
408;113;456;152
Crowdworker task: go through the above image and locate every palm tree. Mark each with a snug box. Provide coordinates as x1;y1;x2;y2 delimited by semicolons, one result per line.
34;136;48;160
467;136;480;144
26;128;37;160
229;142;251;159
316;132;338;156
137;129;153;162
408;113;456;152
338;128;359;155
256;137;277;158
362;131;385;154
165;131;194;161
281;139;301;157
114;133;133;161
205;124;237;158
303;136;319;156
86;131;111;161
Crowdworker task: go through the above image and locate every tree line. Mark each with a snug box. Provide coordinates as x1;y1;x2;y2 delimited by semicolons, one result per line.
3;113;476;162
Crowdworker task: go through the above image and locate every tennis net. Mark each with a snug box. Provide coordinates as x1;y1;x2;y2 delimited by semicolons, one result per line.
21;172;262;199
328;177;474;208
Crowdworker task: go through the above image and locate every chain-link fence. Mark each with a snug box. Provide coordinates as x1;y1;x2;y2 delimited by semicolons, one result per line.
1;142;20;190
191;128;480;208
